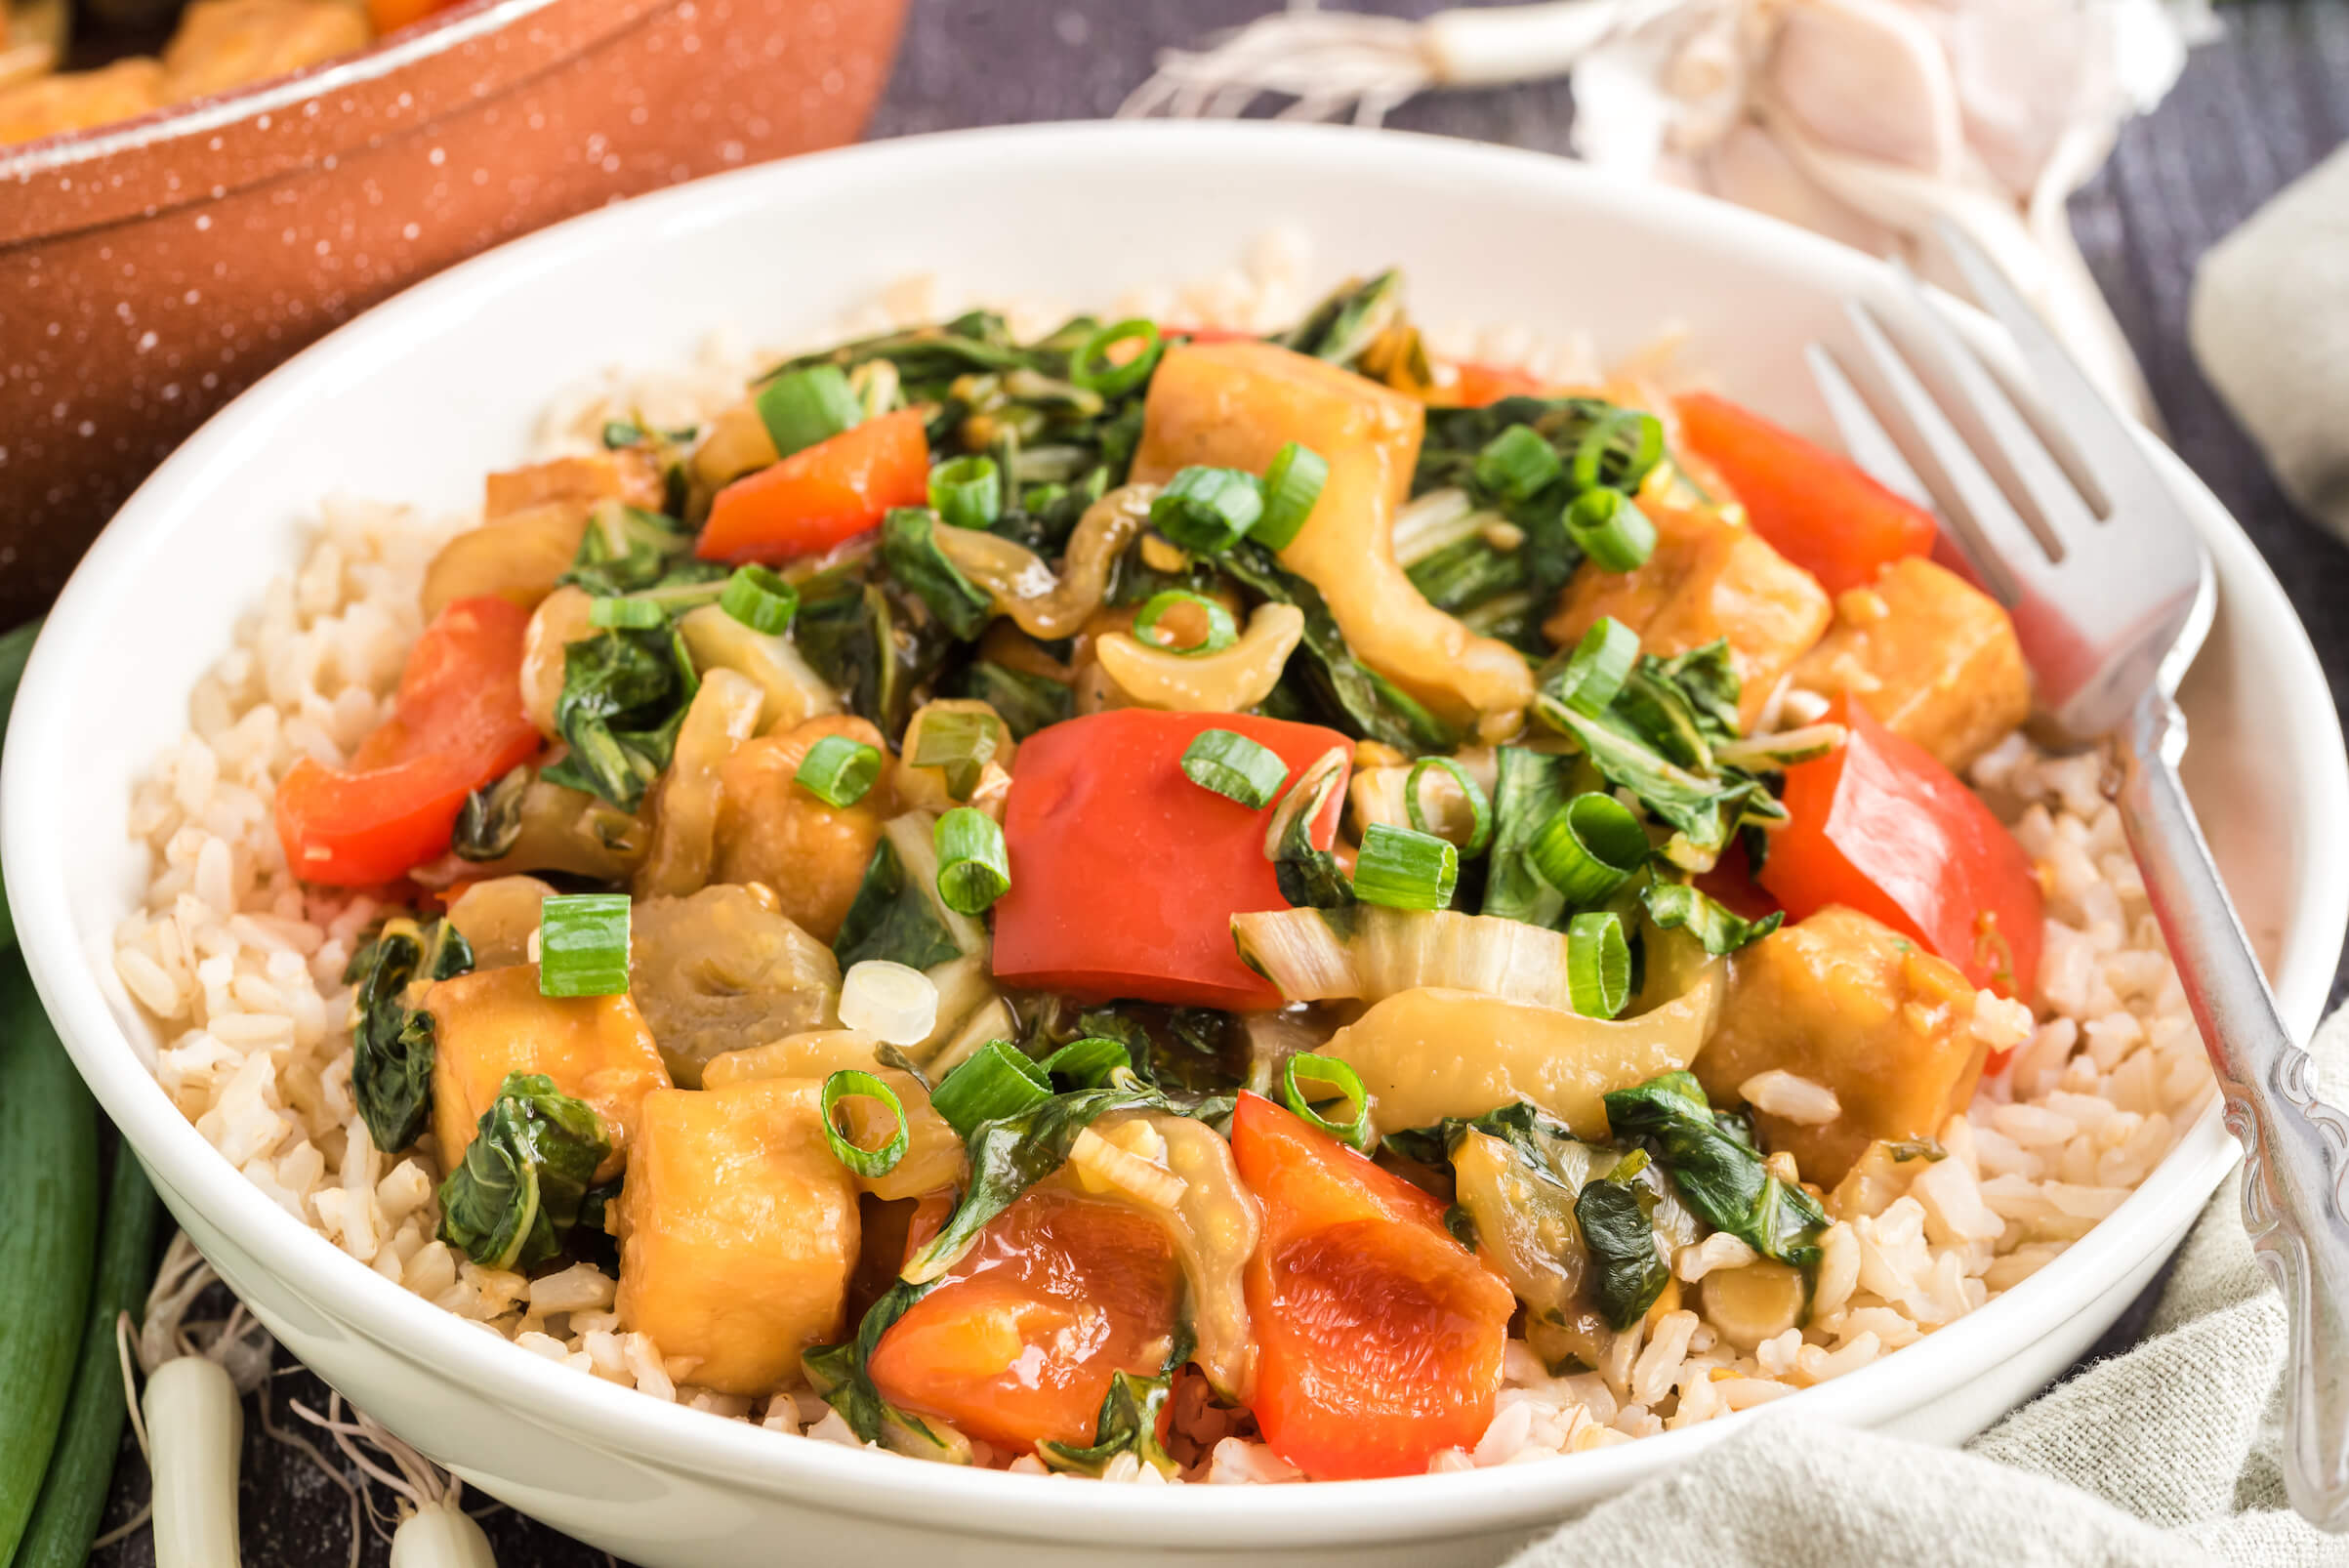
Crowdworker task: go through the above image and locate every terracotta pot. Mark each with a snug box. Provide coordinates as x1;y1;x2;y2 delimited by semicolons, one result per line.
0;0;907;622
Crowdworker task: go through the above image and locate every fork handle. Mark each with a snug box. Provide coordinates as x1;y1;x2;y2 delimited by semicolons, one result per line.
2120;692;2349;1530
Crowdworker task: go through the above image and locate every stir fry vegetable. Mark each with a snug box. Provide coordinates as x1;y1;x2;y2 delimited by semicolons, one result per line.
243;266;2071;1486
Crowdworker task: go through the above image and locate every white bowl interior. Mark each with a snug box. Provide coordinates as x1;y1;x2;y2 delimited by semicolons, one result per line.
6;123;2343;1563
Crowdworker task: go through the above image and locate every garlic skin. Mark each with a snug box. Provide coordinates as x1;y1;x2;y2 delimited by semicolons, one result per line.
1126;0;2212;420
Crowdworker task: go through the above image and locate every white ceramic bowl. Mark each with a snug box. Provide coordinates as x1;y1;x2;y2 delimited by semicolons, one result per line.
6;122;2344;1567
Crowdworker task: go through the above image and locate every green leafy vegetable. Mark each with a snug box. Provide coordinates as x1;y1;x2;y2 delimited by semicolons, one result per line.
942;660;1073;740
347;918;474;1154
436;1073;610;1271
1481;747;1578;928
882;508;996;641
539;625;698;813
1601;1071;1829;1268
1264;747;1354;910
559;502;719;600
1574;1164;1673;1330
833;837;962;972
1039;1373;1178;1477
1276;269;1406;369
1222;542;1451;752
1641;880;1784;956
793;573;952;738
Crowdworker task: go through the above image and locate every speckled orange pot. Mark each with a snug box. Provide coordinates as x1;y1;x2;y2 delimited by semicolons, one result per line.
0;0;906;621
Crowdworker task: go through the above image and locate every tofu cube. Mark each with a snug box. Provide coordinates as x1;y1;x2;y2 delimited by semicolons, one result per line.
1792;557;2031;771
1545;504;1832;728
426;965;671;1181
614;1081;859;1394
483;451;664;519
1694;906;1987;1185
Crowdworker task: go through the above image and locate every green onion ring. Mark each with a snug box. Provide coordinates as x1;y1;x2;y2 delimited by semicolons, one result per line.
1405;757;1494;857
1283;1055;1375;1152
1255;442;1329;551
588;597;667;631
1181;728;1290;809
1566;911;1632;1019
1564;488;1659;573
1549;617;1640;717
928;455;1003;532
795;733;883;807
1529;792;1649;905
537;893;632;998
1569;408;1666;494
1133;591;1238;657
934;806;1011;915
1069;318;1165;397
820;1070;909;1178
1351;822;1459;911
720;563;801;634
929;1040;1051;1140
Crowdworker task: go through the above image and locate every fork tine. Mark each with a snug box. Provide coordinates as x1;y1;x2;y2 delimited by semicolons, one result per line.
1803;342;1936;514
1932;217;2148;511
1840;299;2041;604
1882;259;2099;554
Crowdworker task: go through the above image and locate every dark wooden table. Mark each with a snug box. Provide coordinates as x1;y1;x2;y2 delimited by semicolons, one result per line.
89;1;2349;1561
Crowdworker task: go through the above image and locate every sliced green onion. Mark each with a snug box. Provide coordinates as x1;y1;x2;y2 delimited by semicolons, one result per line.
929;455;1003;531
1069;318;1164;397
1473;424;1563;502
796;733;882;807
599;419;644;448
588;596;667;630
1570;408;1666;494
538;893;631;998
1133;591;1238;657
930;1039;1051;1138
1040;1037;1132;1089
1567;911;1631;1019
912;709;1003;802
1564;488;1658;573
1149;466;1264;556
1529;793;1648;905
755;364;861;458
1181;728;1290;809
1282;1054;1373;1152
721;563;800;634
820;1070;908;1178
1547;616;1641;717
934;806;1010;915
1352;823;1459;911
1406;757;1494;857
1255;441;1328;551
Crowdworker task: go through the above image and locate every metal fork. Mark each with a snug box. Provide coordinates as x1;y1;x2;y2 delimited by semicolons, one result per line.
1809;223;2349;1530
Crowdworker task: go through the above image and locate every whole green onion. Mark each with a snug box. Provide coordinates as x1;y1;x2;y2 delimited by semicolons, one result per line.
588;596;667;631
1529;793;1649;905
1352;822;1459;911
1405;756;1493;857
1133;591;1238;657
1069;318;1164;397
796;733;883;807
721;564;800;634
1473;424;1563;502
820;1070;909;1178
934;806;1010;915
912;709;1003;802
1255;441;1328;550
756;364;861;458
1564;488;1659;572
930;1040;1051;1138
1569;408;1666;494
1150;466;1264;556
1547;616;1640;717
1181;728;1290;810
1567;911;1631;1019
538;893;632;998
928;455;1003;531
1282;1054;1373;1151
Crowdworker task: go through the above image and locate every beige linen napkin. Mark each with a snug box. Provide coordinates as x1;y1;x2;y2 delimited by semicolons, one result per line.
2192;145;2349;541
1509;1009;2349;1567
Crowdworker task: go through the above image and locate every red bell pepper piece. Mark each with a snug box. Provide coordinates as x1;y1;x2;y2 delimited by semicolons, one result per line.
991;710;1351;1011
694;409;931;565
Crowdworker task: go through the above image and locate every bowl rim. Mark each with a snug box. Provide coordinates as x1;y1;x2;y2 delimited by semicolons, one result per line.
6;119;2339;1547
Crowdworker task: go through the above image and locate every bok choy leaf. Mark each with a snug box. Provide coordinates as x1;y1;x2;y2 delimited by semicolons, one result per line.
1039;1373;1179;1477
1601;1071;1828;1269
347;918;473;1154
436;1072;610;1272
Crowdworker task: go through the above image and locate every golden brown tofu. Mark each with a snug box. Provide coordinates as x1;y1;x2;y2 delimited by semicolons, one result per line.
420;503;591;620
1545;504;1832;729
0;60;164;146
712;715;891;943
425;965;671;1180
483;451;664;520
614;1081;858;1394
161;0;368;101
1695;905;1985;1185
1133;340;1532;729
1792;557;2031;772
